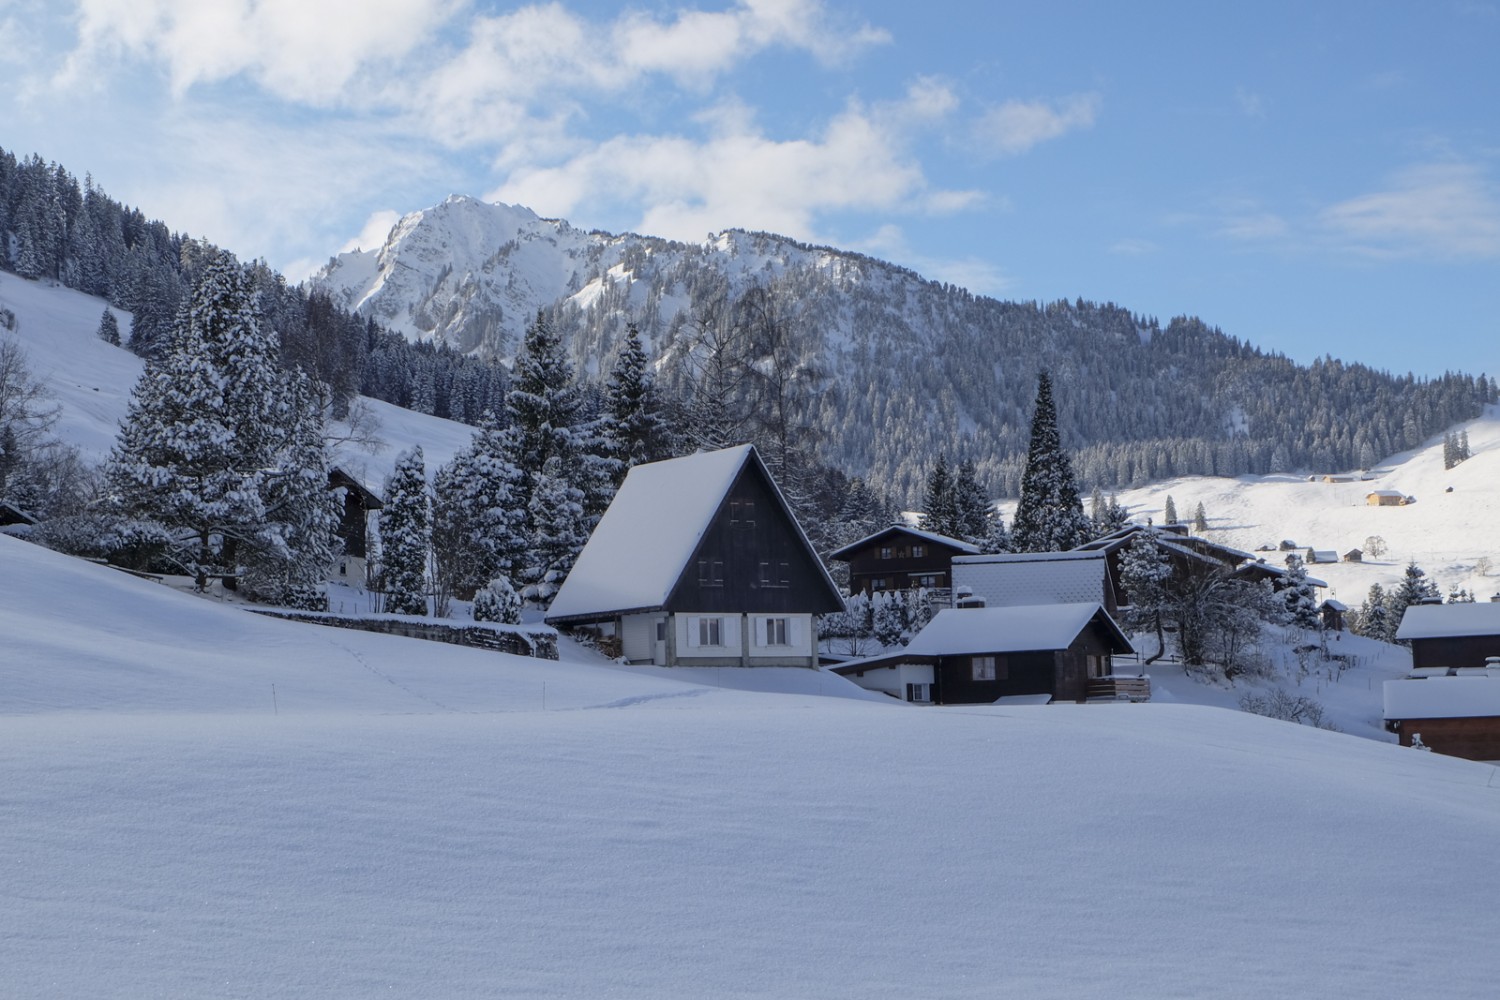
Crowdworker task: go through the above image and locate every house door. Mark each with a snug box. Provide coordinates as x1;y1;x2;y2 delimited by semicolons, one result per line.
654;618;669;664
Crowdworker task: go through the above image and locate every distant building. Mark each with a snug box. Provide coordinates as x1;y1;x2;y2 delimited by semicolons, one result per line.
328;468;382;584
831;603;1133;705
829;524;979;596
1395;603;1500;671
1321;599;1348;632
1342;548;1363;563
1305;549;1339;565
1384;675;1500;760
1366;490;1408;506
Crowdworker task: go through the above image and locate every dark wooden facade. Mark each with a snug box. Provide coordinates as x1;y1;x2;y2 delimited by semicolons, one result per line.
1410;634;1500;671
831;526;976;595
1388;716;1500;760
667;460;844;616
328;468;382;559
929;623;1119;704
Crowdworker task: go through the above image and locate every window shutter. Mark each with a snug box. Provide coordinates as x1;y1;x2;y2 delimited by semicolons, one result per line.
724;615;740;649
686;618;700;648
788;616;802;650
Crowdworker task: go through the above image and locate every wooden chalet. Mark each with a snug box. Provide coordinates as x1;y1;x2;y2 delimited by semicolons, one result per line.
1366;490;1408;506
831;604;1134;704
1384;676;1500;759
828;524;979;596
1305;549;1339;565
1395;603;1500;670
328;467;383;583
546;445;844;668
1072;524;1252;609
1321;599;1348;632
1343;548;1363;563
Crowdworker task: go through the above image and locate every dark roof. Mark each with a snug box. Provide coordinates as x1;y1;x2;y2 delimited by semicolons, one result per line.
0;500;38;526
328;467;384;509
828;523;981;560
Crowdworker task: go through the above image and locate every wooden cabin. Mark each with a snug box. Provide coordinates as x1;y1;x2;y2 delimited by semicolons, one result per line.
1073;523;1256;610
831;604;1133;704
952;550;1119;614
828;524;979;596
546;444;844;667
1366;490;1408;506
1395;603;1500;670
1321;599;1348;632
1384;676;1500;759
1343;548;1363;563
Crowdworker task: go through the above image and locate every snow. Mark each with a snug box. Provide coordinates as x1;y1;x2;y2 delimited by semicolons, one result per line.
898;603;1124;656
953;550;1109;608
545;444;753;621
828;523;980;559
7;532;1500;996
1396;601;1500;640
1384;675;1500;719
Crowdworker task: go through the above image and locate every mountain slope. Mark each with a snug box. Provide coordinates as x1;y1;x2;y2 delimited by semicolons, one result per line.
314;197;1493;499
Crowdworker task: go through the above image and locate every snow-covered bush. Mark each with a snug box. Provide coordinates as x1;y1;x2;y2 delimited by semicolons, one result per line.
1238;689;1339;731
473;575;522;624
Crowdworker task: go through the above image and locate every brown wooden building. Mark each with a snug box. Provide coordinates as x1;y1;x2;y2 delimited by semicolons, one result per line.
831;603;1133;704
829;525;979;596
328;467;383;583
546;444;844;667
1384;676;1500;759
1395;603;1500;670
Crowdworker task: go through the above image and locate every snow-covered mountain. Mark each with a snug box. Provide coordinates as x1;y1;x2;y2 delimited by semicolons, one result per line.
313;196;1494;501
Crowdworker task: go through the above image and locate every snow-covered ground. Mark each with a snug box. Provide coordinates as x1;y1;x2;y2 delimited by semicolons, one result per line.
6;532;1500;998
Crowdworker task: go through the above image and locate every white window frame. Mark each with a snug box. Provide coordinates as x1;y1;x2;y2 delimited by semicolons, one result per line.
764;617;789;646
699;616;723;647
973;655;997;681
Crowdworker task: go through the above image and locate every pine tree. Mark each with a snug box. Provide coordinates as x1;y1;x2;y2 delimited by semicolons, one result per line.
1193;501;1208;532
1280;554;1320;629
919;454;958;537
1386;560;1440;637
432;413;526;601
1011;372;1092;552
602;324;670;480
1164;495;1179;525
380;446;431;616
96;308;120;346
524;456;589;606
1119;530;1173;663
1354;583;1393;642
472;574;522;624
952;458;993;545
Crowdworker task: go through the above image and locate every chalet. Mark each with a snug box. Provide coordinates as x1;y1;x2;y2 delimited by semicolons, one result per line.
831;603;1133;704
1321;474;1357;484
0;500;38;529
1383;676;1500;759
1395;603;1500;671
1321;599;1348;632
328;468;383;584
1343;548;1363;563
545;445;844;667
1367;490;1408;506
952;550;1119;614
829;524;979;596
1305;549;1339;565
1073;524;1251;608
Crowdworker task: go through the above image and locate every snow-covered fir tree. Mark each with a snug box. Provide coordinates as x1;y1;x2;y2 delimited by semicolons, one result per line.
1353;583;1394;642
1010;372;1092;552
1119;530;1173;663
431;413;526;601
1279;554;1320;629
1193;501;1208;532
104;249;331;593
601;324;672;481
1163;495;1179;525
1386;560;1441;636
96;308;120;346
952;458;994;545
380;446;431;616
919;454;958;538
524;456;589;605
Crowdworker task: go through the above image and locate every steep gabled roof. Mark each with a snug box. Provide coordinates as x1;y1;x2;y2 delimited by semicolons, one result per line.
1384;677;1500;720
828;524;981;561
545;444;841;624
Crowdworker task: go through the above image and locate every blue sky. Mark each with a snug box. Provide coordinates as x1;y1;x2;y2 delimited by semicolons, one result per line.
4;0;1497;378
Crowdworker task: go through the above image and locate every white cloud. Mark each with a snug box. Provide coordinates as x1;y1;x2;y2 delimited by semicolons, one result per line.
340;210;405;255
59;0;458;101
975;93;1100;156
1318;163;1500;259
1234;87;1265;118
487;83;975;244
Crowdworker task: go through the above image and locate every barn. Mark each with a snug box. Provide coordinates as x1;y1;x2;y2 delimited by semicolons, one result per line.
1395;603;1500;670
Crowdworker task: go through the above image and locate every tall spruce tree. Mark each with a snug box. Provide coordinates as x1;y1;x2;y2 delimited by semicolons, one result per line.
1011;372;1091;552
104;249;328;592
952;458;994;545
1280;554;1320;629
602;324;671;481
380;446;431;616
431;413;527;601
919;454;958;537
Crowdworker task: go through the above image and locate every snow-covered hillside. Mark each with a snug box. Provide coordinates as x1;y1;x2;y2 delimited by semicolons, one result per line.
6;531;1500;998
1103;404;1500;605
0;273;475;485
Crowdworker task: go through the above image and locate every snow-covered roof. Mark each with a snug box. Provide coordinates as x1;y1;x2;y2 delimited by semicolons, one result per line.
903;605;1130;657
1368;490;1406;498
1384;677;1500;720
1322;599;1349;612
1396;602;1500;641
828;524;980;560
547;446;753;621
952;551;1110;608
546;444;840;623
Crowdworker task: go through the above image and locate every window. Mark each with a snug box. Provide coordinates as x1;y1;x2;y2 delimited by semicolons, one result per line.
879;546;895;560
729;499;756;528
871;577;889;592
912;544;926;557
914;573;943;589
698;617;723;646
764;617;789;646
759;560;790;588
655;620;667;642
907;683;929;703
697;559;724;587
973;656;997;681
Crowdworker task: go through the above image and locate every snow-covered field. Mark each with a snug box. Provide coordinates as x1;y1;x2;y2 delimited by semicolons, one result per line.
6;532;1500;998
